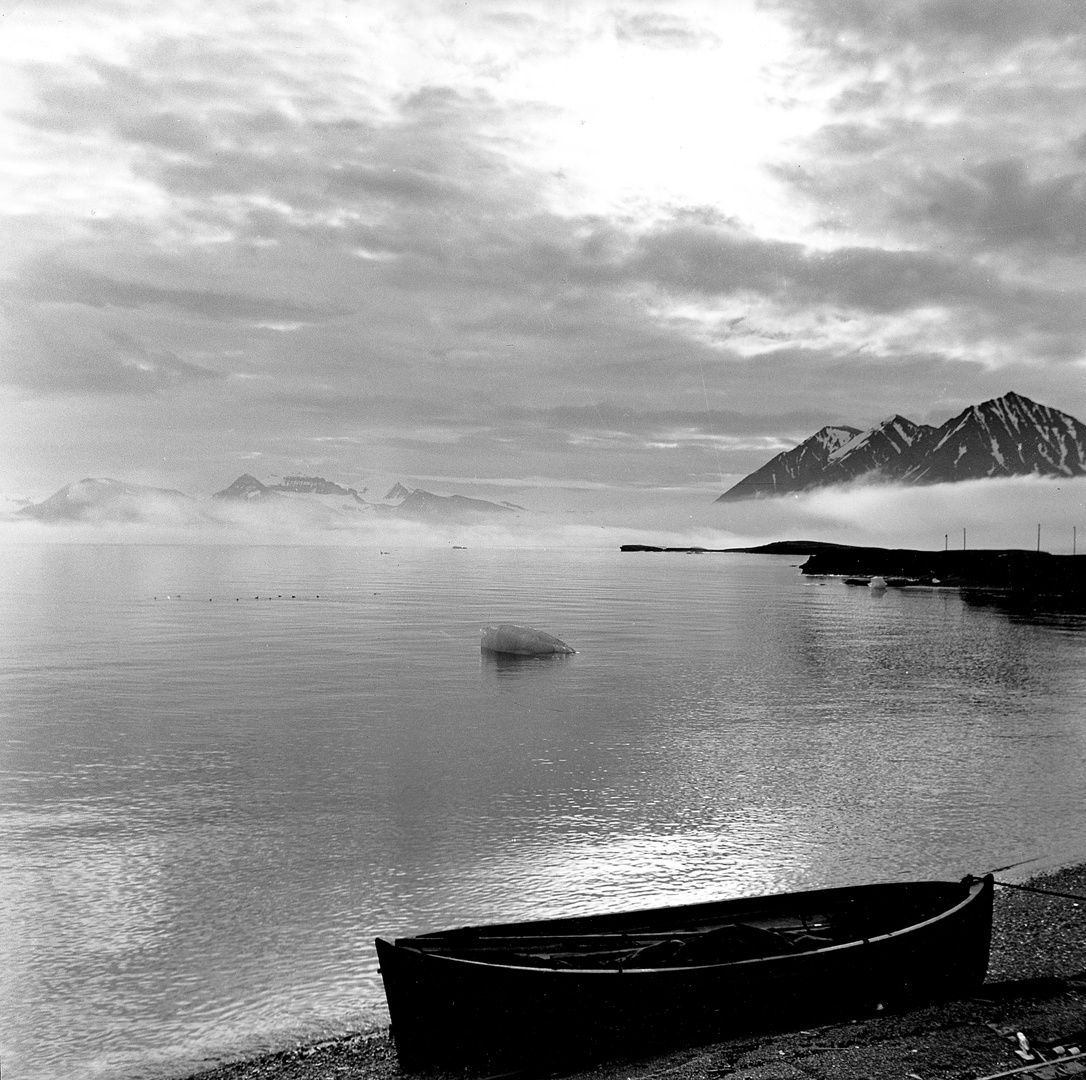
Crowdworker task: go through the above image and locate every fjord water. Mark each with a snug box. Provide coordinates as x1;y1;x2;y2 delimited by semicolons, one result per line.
3;544;1086;1080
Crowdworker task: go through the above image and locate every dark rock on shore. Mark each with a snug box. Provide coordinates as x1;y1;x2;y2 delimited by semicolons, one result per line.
622;541;1086;597
800;546;1086;596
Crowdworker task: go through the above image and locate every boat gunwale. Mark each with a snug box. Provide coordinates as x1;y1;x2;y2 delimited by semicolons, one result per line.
404;878;974;941
382;875;991;977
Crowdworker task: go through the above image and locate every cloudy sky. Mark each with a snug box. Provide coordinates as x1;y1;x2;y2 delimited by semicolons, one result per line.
4;0;1086;513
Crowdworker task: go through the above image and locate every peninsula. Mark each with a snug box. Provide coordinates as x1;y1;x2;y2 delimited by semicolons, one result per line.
621;542;1086;597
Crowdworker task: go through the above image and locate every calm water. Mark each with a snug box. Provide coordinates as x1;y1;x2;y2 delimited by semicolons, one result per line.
3;542;1086;1080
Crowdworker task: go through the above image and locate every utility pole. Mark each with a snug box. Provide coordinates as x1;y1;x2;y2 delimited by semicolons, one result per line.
1075;526;1078;556
963;528;967;550
1037;523;1041;553
944;534;948;551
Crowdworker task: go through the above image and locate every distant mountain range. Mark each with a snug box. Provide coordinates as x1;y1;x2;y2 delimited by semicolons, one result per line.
211;473;368;504
20;393;1083;524
18;474;520;524
18;477;196;522
371;487;524;520
717;392;1086;501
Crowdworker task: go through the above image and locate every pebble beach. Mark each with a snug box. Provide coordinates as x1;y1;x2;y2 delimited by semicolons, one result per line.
178;863;1086;1080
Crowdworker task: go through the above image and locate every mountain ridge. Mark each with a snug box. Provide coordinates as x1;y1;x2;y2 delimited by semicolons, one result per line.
19;473;520;523
18;478;196;522
717;392;1086;501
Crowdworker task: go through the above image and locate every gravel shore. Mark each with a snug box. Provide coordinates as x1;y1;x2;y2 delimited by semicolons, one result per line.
181;865;1086;1080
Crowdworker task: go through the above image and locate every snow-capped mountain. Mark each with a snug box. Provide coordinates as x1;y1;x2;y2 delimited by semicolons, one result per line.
211;473;367;510
211;474;517;520
716;392;1086;501
271;475;366;499
374;487;516;520
901;391;1086;483
18;478;196;521
18;472;523;526
823;415;936;482
715;425;861;500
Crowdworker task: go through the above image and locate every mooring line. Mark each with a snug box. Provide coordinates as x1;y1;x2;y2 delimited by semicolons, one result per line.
987;857;1047;874
994;879;1086;903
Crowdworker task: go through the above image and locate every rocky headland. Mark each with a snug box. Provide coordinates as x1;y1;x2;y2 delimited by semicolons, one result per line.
622;542;1086;599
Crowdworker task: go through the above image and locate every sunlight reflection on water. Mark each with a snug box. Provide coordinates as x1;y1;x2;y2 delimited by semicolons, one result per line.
2;544;1086;1079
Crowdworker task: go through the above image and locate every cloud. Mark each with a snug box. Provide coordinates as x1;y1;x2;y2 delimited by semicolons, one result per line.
9;473;1086;558
6;0;1086;507
795;474;1086;552
13;258;329;322
771;0;1086;248
613;12;721;49
1;302;226;395
776;0;1086;52
628;224;987;311
896;158;1086;255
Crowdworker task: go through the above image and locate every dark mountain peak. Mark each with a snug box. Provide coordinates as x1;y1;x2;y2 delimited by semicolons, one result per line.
907;391;1086;484
383;482;413;501
270;476;364;499
965;391;1054;426
823;414;937;481
829;413;929;454
719;393;1086;500
212;474;274;500
715;424;860;502
376;487;516;520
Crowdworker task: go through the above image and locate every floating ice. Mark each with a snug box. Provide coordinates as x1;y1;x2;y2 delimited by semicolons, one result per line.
480;624;576;656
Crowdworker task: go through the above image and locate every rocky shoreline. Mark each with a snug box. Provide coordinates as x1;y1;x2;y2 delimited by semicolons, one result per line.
180;863;1086;1080
621;542;1086;598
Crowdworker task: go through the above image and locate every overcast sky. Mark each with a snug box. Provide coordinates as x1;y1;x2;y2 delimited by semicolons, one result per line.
4;0;1086;508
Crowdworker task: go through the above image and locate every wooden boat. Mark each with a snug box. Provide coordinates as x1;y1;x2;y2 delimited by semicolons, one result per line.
375;874;993;1071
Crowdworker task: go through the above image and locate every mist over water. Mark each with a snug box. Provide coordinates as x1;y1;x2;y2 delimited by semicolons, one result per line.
3;541;1086;1080
5;474;1086;552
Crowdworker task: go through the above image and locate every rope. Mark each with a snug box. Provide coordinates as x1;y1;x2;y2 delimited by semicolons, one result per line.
984;847;1086;878
994;879;1086;903
987;858;1046;874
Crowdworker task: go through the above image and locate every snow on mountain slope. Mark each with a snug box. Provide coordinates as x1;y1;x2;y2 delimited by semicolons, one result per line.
715;425;861;501
903;391;1086;483
18;478;197;522
823;415;937;481
718;393;1086;500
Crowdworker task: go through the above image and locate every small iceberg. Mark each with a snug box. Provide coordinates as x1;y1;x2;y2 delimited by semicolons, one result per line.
869;576;888;590
480;624;576;656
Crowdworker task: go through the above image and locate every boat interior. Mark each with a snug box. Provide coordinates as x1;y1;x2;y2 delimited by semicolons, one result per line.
398;885;968;970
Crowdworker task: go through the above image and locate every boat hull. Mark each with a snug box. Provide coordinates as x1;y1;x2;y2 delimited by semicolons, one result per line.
376;876;993;1071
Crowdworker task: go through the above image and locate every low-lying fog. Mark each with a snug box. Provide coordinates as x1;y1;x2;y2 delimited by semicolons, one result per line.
3;475;1085;553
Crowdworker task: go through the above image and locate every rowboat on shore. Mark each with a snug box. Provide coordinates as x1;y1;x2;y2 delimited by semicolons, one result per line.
375;874;993;1071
